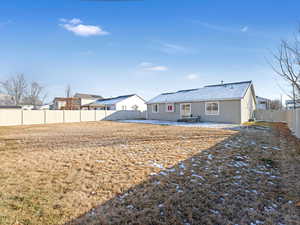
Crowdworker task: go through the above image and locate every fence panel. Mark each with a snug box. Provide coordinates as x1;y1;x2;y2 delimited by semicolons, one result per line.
0;110;22;126
64;110;81;123
23;110;45;125
105;110;146;120
286;110;294;132
254;110;287;122
81;110;95;122
45;110;64;124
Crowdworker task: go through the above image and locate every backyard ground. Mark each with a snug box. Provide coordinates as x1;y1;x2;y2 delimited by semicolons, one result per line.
0;121;299;225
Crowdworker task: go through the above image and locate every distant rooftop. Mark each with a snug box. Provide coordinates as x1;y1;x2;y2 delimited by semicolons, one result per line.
148;81;253;104
286;99;300;104
0;105;22;109
74;93;103;99
87;94;136;106
256;96;271;101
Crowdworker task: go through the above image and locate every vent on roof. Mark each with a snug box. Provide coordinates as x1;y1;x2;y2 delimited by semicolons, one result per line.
177;88;198;93
162;92;175;95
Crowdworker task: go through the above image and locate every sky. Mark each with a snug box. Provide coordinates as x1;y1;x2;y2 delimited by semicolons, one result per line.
0;0;299;102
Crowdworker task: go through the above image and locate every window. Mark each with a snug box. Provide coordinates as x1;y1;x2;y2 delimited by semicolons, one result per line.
166;103;174;112
152;104;159;113
180;103;191;117
122;105;127;110
205;102;219;115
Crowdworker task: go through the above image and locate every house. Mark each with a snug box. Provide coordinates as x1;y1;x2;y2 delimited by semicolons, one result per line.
53;97;81;110
82;94;147;111
73;93;103;105
21;105;35;110
0;105;22;110
286;99;300;110
256;96;271;110
147;81;256;124
36;104;52;110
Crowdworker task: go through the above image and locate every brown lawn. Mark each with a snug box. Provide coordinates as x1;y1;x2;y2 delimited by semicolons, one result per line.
0;121;299;225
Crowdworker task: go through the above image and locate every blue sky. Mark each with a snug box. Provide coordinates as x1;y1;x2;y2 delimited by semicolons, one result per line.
0;0;299;102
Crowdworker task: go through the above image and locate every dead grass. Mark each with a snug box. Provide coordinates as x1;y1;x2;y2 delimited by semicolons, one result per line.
67;122;300;225
0;121;234;225
0;121;299;225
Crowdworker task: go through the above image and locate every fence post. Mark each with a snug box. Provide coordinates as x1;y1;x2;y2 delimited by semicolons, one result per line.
21;110;24;125
296;109;300;138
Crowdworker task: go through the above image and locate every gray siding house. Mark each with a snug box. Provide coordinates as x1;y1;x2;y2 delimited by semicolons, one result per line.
147;81;256;124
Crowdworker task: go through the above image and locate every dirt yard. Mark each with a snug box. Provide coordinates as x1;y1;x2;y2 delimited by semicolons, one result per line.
0;121;299;225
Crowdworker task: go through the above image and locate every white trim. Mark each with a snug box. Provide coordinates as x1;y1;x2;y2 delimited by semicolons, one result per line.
152;104;159;113
165;103;175;112
205;101;219;115
180;103;191;118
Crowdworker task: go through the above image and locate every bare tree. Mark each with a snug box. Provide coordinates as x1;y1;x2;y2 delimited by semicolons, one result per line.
271;32;300;108
1;74;27;105
23;82;46;107
65;84;72;98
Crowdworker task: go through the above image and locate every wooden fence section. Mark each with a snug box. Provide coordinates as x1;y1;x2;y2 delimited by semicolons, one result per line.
0;110;146;126
254;109;300;138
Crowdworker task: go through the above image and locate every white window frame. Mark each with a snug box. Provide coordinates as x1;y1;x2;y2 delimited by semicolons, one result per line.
205;101;219;115
152;104;159;113
165;103;175;112
180;103;191;117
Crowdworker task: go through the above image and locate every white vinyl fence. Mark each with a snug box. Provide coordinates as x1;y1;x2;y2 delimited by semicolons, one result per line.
0;110;146;126
254;109;300;138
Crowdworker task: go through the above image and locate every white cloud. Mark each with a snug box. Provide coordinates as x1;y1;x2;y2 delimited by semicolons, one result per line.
186;73;199;80
60;18;109;37
146;66;168;71
59;18;68;23
139;62;153;67
138;62;168;72
193;21;230;32
191;21;250;34
160;43;190;54
63;24;109;37
241;26;248;32
69;18;82;25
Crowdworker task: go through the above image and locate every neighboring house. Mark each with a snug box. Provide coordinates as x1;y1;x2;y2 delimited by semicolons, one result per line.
147;81;256;124
82;94;147;111
256;96;271;110
53;97;81;110
0;93;14;105
286;99;300;110
22;105;35;110
73;93;103;105
0;105;22;110
36;104;52;110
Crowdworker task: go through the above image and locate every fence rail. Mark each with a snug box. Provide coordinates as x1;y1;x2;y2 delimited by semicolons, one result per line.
254;109;300;138
0;110;146;126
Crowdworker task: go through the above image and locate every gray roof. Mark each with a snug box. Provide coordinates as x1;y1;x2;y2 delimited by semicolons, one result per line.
74;93;103;99
286;99;300;104
147;81;253;104
256;96;271;101
87;94;135;106
0;105;22;109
